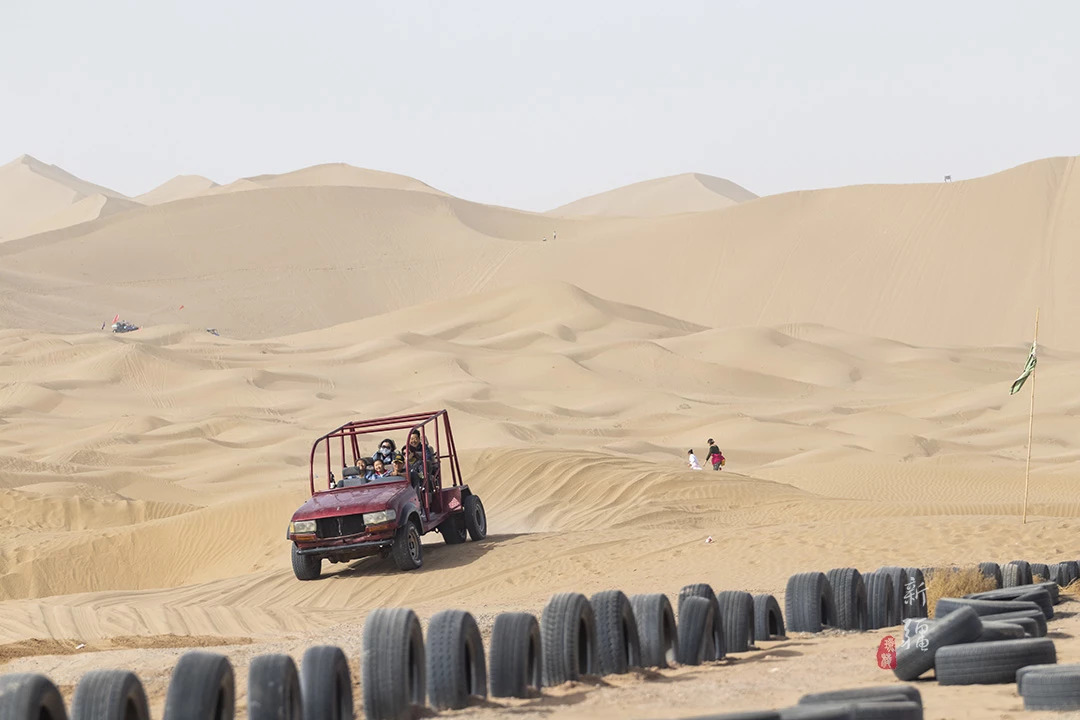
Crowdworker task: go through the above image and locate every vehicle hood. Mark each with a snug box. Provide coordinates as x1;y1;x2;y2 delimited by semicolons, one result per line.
292;482;410;520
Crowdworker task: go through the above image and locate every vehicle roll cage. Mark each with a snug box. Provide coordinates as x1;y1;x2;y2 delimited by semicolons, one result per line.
307;410;463;496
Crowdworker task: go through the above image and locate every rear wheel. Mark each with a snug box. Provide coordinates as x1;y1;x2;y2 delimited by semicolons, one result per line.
464;495;487;541
291;544;321;581
392;520;423;571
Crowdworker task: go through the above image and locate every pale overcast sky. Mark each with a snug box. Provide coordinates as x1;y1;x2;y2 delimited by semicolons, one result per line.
3;1;1077;210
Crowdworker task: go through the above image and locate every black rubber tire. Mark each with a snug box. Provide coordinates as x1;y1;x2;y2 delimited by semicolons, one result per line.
934;597;1042;620
692;713;782;720
935;637;1057;685
299;646;353;720
390;519;423;571
489;612;541;698
0;674;67;720
753;594;785;641
678;583;725;659
426;609;487;710
798;683;921;705
876;567;909;624
71;669;149;720
864;571;896;630
163;652;235;720
247;654;301;720
978;562;1003;589
540;592;596;685
977;621;1027;642
1013;589;1054;619
715;591;754;652
901;568;927;619
825;568;867;631
980;610;1046;637
291;544;321;581
968;586;1055;613
1019;663;1080;710
1003;560;1033;587
590;590;641;674
438;513;467;544
1031;562;1051;582
361;607;426;720
893;606;982;681
779;707;857;720
785;701;921;719
676;596;717;666
630;593;678;668
785;571;835;633
464;495;487;541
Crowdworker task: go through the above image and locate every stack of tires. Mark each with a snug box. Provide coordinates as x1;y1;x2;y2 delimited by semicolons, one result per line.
0;583;785;720
664;684;925;719
783;565;928;635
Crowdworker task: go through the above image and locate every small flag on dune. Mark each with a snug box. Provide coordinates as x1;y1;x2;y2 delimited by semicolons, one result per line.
1010;340;1037;395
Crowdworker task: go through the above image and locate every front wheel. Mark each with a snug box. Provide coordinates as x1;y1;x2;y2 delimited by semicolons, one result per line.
464;495;487;541
292;544;322;581
391;520;423;571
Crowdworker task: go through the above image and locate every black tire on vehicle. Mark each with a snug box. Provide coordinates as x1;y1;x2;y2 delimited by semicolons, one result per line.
798;683;922;705
825;568;867;631
71;669;149;720
785;571;835;633
162;652;235;720
901;568;928;619
438;513;467;544
362;607;426;720
678;583;725;659
980;610;1046;637
935;637;1057;685
1003;560;1033;587
676;596;717;666
464;495;487;541
1019;664;1080;710
489;612;541;698
390;519;423;571
291;544;321;581
978;562;1003;589
426;609;487;710
629;594;678;668
716;591;755;652
753;594;785;641
935;597;1043;620
893;606;982;681
590;590;641;675
247;654;301;720
540;592;596;686
864;571;896;630
1031;563;1051;582
0;674;68;720
299;646;353;720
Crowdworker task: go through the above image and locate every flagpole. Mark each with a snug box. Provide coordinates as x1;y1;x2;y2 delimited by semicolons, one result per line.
1022;308;1039;524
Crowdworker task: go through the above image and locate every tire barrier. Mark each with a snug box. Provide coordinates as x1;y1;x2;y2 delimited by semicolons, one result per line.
5;557;1075;720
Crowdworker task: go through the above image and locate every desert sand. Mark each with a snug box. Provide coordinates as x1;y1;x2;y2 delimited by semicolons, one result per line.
2;154;1080;719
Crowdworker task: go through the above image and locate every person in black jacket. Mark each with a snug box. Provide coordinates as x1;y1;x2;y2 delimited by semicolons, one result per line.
706;438;724;471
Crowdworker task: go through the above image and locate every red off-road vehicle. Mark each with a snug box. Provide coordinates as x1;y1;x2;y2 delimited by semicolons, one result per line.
286;410;487;580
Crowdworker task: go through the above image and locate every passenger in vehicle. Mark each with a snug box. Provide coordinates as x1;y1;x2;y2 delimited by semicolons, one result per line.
372;438;396;467
356;457;374;481
389;453;407;477
371;458;389;478
404;428;440;489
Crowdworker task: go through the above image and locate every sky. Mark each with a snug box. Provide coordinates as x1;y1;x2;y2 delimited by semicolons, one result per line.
2;0;1078;211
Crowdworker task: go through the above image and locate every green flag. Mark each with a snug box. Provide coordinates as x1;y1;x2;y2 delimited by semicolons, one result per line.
1010;340;1037;395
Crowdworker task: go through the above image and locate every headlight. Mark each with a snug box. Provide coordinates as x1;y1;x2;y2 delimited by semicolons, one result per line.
363;510;396;525
290;520;317;534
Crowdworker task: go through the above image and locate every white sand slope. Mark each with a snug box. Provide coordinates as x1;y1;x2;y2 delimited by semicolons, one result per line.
0;155;135;241
549;172;759;217
135;175;219;205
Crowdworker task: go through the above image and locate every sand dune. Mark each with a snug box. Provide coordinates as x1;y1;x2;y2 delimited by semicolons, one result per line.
3;154;1080;720
550;172;758;217
0;155;134;241
135;175;219;205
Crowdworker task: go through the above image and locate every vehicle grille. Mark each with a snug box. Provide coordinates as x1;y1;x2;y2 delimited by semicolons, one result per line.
316;514;366;539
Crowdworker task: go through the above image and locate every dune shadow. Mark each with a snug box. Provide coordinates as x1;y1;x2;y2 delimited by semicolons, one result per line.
325;533;524;579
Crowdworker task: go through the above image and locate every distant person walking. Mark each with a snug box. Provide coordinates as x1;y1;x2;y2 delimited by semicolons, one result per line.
707;438;724;471
687;449;703;471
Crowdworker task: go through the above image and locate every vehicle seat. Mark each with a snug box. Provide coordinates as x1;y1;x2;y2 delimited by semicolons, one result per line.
342;465;362;478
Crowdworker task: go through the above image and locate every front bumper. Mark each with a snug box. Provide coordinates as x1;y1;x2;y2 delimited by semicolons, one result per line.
295;537;393;556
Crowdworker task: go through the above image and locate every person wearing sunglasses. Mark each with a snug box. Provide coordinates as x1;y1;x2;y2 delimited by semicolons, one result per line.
372;438;396;467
